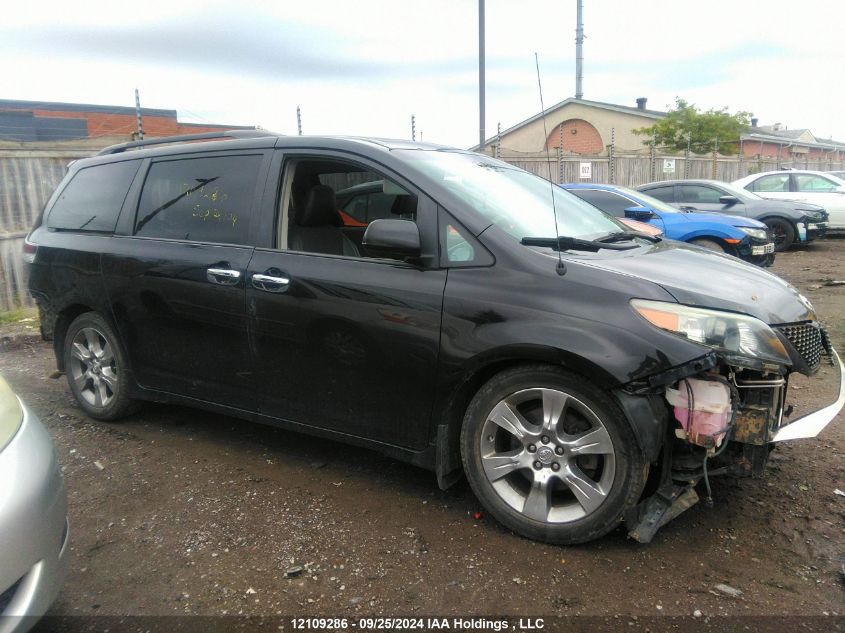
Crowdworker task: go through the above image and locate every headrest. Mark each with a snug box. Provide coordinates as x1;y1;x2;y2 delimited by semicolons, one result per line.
296;185;340;227
390;194;418;216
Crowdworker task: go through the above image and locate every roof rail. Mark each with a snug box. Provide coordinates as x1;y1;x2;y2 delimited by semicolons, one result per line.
96;129;277;156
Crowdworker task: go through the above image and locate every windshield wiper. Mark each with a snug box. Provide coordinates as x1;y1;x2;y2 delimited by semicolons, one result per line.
521;236;639;252
596;230;661;244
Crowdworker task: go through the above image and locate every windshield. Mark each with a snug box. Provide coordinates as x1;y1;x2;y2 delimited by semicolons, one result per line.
714;181;760;202
398;150;625;240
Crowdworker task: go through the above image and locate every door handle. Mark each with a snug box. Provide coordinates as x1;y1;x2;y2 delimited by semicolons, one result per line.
207;268;242;285
252;273;291;293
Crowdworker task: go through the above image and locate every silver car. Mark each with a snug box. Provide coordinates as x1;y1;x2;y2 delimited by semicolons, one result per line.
0;375;68;633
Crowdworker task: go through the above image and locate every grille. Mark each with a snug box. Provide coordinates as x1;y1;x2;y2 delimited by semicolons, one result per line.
778;323;825;371
0;577;22;614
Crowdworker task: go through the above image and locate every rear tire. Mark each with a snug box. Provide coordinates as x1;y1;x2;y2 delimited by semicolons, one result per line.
689;238;725;252
763;218;795;251
460;365;647;544
63;312;139;421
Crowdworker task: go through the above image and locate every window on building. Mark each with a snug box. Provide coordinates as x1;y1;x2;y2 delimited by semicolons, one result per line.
135;155;262;244
47;160;141;232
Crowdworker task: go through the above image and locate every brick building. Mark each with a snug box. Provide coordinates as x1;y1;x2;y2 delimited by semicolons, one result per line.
741;121;845;162
0;99;255;141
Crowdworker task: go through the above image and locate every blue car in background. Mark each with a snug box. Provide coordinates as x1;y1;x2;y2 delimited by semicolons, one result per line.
562;183;776;267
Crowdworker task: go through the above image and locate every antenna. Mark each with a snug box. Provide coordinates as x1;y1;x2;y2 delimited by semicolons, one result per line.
534;52;565;276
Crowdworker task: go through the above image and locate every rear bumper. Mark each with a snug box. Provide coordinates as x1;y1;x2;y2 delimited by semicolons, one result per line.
0;402;69;633
772;348;844;442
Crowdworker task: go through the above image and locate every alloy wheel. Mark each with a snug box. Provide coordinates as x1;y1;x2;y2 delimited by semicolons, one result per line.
69;327;118;408
479;388;616;523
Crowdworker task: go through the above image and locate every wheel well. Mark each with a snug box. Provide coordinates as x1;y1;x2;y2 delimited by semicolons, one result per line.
434;353;618;488
53;304;94;371
759;216;794;229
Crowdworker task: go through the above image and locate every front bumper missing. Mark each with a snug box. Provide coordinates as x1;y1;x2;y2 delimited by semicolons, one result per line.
772;348;845;442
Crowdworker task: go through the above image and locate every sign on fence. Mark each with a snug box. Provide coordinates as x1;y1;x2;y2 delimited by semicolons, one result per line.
663;159;676;174
579;162;592;179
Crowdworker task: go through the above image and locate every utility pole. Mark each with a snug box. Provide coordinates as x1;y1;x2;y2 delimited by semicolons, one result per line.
478;0;486;149
296;106;303;135
134;88;144;140
575;0;584;99
411;115;416;141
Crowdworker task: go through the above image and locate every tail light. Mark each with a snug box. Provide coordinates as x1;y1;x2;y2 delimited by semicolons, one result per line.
22;237;37;264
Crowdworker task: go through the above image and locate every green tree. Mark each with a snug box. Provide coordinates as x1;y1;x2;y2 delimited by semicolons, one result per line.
634;98;751;155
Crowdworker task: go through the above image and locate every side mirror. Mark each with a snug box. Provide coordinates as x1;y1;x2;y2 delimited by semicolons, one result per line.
719;195;739;205
362;219;421;260
624;206;656;221
835;185;845;194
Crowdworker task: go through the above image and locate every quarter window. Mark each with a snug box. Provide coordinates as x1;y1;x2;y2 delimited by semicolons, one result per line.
47;160;141;232
135;155;261;244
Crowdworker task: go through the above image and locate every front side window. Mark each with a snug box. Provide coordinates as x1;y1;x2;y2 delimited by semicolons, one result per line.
135;155;261;244
279;158;419;259
794;174;838;192
47;160;141;232
751;174;789;192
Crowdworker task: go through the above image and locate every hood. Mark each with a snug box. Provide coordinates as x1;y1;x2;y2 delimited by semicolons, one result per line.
670;210;766;229
745;198;826;219
565;240;814;324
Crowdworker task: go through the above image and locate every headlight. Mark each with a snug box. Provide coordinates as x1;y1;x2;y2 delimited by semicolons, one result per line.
631;299;791;365
0;375;24;453
738;227;768;240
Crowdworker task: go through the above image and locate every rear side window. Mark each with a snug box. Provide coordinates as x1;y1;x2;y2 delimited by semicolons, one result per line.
135;155;262;244
570;189;634;217
679;185;722;203
643;186;674;202
47;160;141;232
751;174;789;192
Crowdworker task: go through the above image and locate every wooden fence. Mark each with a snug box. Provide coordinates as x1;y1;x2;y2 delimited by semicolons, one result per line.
499;152;845;187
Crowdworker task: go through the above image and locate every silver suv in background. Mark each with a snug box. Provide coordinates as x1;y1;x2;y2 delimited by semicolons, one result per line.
0;375;68;633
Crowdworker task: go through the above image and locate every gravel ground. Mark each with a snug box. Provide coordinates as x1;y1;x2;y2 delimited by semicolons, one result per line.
1;241;843;622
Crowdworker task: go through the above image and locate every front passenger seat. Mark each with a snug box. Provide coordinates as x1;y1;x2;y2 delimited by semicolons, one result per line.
289;185;360;257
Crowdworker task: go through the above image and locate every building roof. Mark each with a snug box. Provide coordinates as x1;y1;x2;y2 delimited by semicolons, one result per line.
0;98;177;118
473;97;666;150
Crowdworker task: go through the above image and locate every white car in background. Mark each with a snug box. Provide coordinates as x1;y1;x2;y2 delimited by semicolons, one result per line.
733;170;845;231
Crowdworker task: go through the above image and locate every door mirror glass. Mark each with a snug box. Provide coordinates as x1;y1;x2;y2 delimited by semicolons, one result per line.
624;206;655;221
719;195;739;205
363;219;421;260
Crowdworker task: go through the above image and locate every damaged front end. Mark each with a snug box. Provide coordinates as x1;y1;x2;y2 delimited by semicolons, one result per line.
620;300;844;543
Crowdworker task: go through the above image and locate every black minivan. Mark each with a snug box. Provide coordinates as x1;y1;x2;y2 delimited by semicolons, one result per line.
26;133;843;544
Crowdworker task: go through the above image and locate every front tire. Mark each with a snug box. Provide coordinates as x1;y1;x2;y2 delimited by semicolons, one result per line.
460;365;647;544
64;312;138;421
763;218;795;251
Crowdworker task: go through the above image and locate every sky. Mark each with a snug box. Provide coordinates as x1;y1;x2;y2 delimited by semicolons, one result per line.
1;0;843;150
